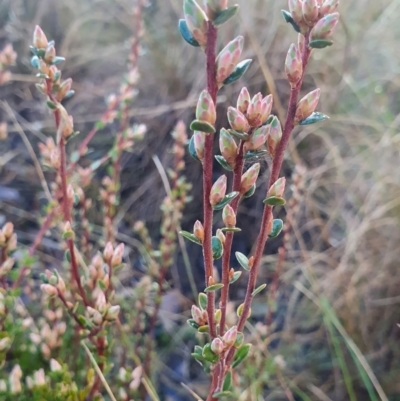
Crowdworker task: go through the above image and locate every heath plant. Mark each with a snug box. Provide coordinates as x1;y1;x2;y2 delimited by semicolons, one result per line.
179;0;340;399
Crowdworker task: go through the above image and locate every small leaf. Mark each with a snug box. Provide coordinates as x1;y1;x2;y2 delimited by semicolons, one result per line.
198;325;209;333
194;345;203;355
198;292;208;310
309;39;333;49
179;231;202;246
264;114;275;126
65;250;71;263
213;392;233;399
215;155;233;171
213;191;239;211
299;112;330;126
46;100;57;110
30;46;38;55
64;90;75;99
281;9;301;33
252;283;267;296
223;59;252;86
221;227;242;233
269;219;283;238
51;56;66;65
213;5;239;26
202;343;219;364
178;19;201;47
189;135;201;162
234;332;244;348
229;271;242;284
36;72;49;79
223;372;232;391
232;344;251;368
244;184;256;198
190;120;216;134
205;283;224;292
187;319;200;329
263;196;286;206
235;252;250;271
90;160;102;171
244;149;268;159
212;236;223;259
31;56;40;69
228;129;249;141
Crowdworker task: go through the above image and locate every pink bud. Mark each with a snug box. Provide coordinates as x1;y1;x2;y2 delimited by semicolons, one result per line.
268;177;286;198
184;0;209;47
240;163;260;194
222;204;236;228
2;222;14;239
222;325;238;348
111;243;125;267
193;131;206;162
216;36;244;84
196;90;216;125
192;305;207;325
33;25;48;49
244;125;269;152
237;87;251;114
194;220;205;242
41;284;58;297
211;338;225;354
295;88;321;123
246;93;263;127
266;116;282;156
227;107;250;133
302;0;319;25
320;0;340;16
106;305;120;321
44;45;56;63
285;44;303;87
219;128;237;167
58;78;73;100
103;242;114;262
260;95;273;125
210;175;227;206
289;0;304;25
216;229;226;245
310;12;340;40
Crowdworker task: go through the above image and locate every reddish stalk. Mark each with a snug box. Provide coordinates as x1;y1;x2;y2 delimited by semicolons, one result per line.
203;22;219;340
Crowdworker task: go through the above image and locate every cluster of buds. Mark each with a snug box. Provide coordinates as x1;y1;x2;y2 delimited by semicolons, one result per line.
38;137;60;170
118;366;143;393
40;269;66;298
0;43;17;85
87;253;108;290
89;289;121;323
26;369;47;389
121;124;147;152
210;325;238;354
0;222;17;256
170;121;188;174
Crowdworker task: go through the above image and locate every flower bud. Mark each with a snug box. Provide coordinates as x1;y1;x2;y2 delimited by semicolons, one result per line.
268;177;286;198
56;276;66;294
63;221;74;240
222;204;236;228
106;305;120;321
260;94;273;124
193;132;206;163
302;0;319;25
285;44;303;87
227;107;250;133
0;258;14;274
103;242;114;262
222;325;237;348
196;90;216;125
289;0;304;25
111;243;125;267
184;0;209;47
248;256;255;269
219;129;237;167
96;292;107;313
211;337;225;354
33;25;48;49
295;88;321;123
320;0;340;16
44;45;56;63
216;229;226;245
204;0;228;18
41;284;58;296
240;163;260;194
0;337;11;352
237;87;251;114
267;116;282;156
216;36;244;84
209;175;227;206
192;305;207;325
310;12;340;40
2;222;14;239
194;220;205;242
50;359;62;372
245;125;269;152
58;78;73;100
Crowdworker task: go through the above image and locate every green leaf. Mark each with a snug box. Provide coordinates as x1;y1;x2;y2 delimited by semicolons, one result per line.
299;112;330;125
252;283;267;296
212;391;233;398
46;100;57;110
190;120;216;134
198;292;208;310
198;325;210;333
235;252;250;271
244;149;268;159
187;319;200;329
223;59;252;85
228;129;249;141
205;283;224;292
65;250;71;263
232;344;251;368
281;9;301;33
51;56;66;65
244;184;256;198
31;56;40;69
213;5;239;26
194;345;203;355
269;219;283;238
64;90;75;99
234;332;244;348
212;236;223;259
215;155;233;171
90;159;102;171
178;19;201;47
263;196;286;206
202;343;219;364
309;39;333;49
223;372;232;391
213;191;239;211
229;271;242;284
179;231;203;245
221;227;242;233
30;46;38;55
189;135;201;162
